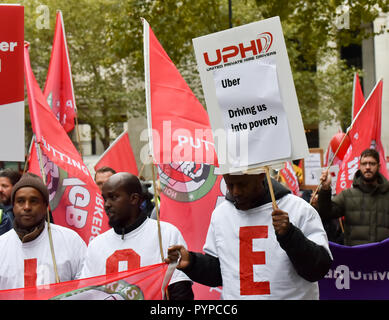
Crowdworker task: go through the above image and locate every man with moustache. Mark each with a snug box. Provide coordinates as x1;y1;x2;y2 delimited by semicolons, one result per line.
318;148;389;246
166;172;332;300
0;173;86;289
81;172;194;300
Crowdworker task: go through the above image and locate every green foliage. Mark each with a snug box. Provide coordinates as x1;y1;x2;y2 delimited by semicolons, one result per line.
4;0;388;150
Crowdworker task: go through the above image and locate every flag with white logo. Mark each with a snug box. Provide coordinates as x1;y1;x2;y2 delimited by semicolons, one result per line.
43;11;76;133
336;80;389;193
24;44;109;244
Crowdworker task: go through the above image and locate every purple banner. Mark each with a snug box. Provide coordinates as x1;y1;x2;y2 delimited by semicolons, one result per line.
319;239;389;299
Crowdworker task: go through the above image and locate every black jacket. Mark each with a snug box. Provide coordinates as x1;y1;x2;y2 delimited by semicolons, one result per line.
181;178;332;287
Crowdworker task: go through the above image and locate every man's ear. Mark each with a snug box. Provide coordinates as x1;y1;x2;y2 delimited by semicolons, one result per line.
129;193;141;205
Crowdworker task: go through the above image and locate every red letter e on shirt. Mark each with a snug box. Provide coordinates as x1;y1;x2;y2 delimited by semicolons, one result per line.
239;226;270;295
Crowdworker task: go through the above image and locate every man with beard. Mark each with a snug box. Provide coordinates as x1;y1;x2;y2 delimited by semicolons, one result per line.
165;172;332;300
0;173;86;289
81;172;194;300
318;148;389;246
0;169;21;235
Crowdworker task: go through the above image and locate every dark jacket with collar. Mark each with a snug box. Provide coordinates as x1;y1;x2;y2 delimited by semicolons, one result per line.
318;170;389;246
182;178;332;287
0;204;14;236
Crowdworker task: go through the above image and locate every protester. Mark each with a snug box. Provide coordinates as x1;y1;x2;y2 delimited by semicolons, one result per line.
81;172;194;300
0;173;86;290
318;148;389;246
166;173;332;299
95;166;116;191
0;168;21;235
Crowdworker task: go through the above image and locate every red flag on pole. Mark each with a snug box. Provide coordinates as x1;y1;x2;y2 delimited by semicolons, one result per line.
143;19;221;299
94;130;138;175
143;19;217;165
158;163;223;299
43;11;76;133
336;79;389;193
24;44;110;244
0;262;170;300
352;73;365;120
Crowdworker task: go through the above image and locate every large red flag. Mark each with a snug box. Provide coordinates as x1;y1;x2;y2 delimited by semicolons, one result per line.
158;163;223;299
43;11;76;133
352;73;365;120
24;44;110;244
143;19;217;165
0;262;170;300
94;130;138;175
336;80;389;193
144;19;221;299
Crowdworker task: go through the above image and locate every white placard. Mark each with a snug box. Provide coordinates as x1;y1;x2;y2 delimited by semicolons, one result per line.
213;57;291;167
193;16;308;174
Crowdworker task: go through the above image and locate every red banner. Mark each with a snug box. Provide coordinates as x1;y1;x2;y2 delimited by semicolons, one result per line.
0;5;24;105
336;80;389;193
0;5;24;161
158;163;223;299
24;44;109;244
144;19;217;165
43;11;76;133
94;130;138;175
0;263;169;300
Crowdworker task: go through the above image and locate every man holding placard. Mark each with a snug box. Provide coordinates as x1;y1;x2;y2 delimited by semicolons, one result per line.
166;172;332;299
165;17;332;299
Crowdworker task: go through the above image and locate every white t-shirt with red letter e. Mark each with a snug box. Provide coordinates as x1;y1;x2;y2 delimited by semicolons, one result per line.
0;222;86;290
80;218;191;285
204;194;332;300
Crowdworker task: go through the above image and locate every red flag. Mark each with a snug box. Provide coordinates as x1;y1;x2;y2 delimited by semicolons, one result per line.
158;163;223;299
143;19;221;299
94;130;138;175
24;44;110;244
352;73;365;120
0;263;170;300
336;80;389;193
279;161;301;196
143;19;217;165
43;11;76;133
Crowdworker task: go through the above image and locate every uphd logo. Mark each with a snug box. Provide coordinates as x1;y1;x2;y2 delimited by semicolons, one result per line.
203;32;273;66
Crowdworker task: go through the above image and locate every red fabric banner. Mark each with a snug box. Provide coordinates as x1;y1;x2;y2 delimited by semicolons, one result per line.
336;80;389;193
158;163;224;299
144;20;217;165
43;11;76;133
144;20;222;298
94;130;138;175
24;44;110;244
0;263;169;300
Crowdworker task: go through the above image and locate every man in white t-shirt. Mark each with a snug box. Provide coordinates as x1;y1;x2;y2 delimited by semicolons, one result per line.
81;172;194;300
0;173;86;290
166;173;333;300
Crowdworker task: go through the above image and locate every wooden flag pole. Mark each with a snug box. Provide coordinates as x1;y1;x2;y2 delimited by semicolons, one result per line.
35;137;60;284
264;166;278;210
150;157;164;262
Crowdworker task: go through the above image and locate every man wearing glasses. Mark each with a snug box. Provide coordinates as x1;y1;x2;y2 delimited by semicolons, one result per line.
318;148;389;246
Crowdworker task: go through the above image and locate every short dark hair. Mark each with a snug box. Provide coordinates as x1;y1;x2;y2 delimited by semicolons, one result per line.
360;148;380;164
95;166;116;177
0;168;22;186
